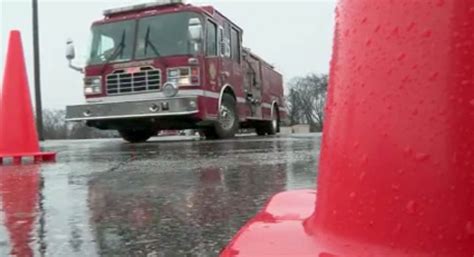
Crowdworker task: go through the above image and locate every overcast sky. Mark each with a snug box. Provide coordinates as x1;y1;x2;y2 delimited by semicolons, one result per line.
1;0;336;109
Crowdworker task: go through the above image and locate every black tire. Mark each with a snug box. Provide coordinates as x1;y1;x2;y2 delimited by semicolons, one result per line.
267;107;279;135
255;126;267;136
255;106;279;136
201;127;218;140
210;94;239;139
119;129;154;143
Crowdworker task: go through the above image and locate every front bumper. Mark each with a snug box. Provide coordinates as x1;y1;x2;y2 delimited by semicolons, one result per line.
66;97;198;122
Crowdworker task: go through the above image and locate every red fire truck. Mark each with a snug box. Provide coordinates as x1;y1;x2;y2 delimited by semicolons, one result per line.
65;0;287;143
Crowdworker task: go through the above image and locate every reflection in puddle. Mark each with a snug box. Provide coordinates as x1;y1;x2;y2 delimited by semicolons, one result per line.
0;165;39;257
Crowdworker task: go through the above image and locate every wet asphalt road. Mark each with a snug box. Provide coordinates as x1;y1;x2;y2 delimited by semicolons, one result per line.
0;134;321;257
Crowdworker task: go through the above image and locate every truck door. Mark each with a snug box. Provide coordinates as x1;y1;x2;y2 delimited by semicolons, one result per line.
204;19;220;95
243;54;263;118
219;24;245;117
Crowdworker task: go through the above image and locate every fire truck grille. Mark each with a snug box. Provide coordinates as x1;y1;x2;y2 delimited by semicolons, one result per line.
106;66;161;95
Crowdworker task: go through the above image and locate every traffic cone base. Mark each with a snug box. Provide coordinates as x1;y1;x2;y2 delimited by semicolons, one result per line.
0;30;56;165
220;190;423;257
0;152;56;165
219;190;317;257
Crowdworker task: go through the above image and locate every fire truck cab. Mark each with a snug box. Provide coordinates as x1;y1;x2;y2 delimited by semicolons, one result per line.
65;0;287;143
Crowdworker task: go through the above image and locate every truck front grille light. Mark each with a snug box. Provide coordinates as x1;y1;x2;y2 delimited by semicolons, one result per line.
106;66;161;95
167;67;199;87
84;77;102;95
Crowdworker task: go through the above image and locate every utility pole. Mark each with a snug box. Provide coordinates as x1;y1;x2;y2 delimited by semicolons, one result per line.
32;0;44;140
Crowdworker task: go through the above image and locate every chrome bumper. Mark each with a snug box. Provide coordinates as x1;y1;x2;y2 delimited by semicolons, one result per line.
66;97;198;121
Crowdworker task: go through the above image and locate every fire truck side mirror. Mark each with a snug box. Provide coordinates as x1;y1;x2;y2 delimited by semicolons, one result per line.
65;39;84;73
65;39;76;61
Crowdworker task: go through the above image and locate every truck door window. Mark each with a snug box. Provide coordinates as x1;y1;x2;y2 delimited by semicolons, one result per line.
206;20;217;56
231;28;240;63
221;23;231;58
218;27;224;57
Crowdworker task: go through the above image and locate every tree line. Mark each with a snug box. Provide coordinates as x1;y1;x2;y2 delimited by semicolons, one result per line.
286;73;328;132
41;73;328;139
42;109;115;140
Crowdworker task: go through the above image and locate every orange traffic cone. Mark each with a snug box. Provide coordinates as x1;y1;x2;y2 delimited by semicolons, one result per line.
0;30;56;165
219;0;473;256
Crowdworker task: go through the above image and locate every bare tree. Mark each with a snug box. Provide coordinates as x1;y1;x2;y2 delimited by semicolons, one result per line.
43;109;68;139
42;109;115;140
286;73;328;132
68;122;115;139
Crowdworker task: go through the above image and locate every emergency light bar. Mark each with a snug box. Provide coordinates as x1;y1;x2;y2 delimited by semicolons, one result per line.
103;0;185;16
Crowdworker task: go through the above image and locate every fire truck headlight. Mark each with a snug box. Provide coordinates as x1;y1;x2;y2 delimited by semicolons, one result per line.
178;77;191;85
163;82;178;97
84;77;102;95
167;67;199;86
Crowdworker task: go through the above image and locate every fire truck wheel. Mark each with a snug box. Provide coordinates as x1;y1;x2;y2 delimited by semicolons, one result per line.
267;107;279;135
215;94;239;139
256;106;279;136
255;126;267;136
119;129;154;143
202;127;218;140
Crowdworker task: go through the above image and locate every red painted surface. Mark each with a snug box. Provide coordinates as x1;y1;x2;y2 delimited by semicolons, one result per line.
0;165;40;257
0;31;56;164
220;0;474;256
220;190;317;257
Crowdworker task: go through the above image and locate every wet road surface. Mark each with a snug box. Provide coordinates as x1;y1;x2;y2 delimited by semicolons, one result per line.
0;134;321;257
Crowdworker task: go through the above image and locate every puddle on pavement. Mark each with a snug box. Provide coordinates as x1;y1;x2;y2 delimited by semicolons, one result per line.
0;135;320;257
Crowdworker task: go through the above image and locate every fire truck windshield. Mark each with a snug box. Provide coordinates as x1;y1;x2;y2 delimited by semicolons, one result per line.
135;12;202;59
88;12;202;65
88;20;135;65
